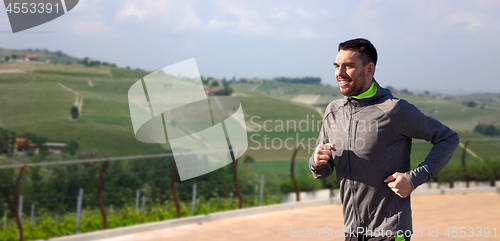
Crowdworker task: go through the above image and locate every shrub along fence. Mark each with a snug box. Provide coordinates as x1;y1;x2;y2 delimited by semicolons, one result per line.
0;139;499;240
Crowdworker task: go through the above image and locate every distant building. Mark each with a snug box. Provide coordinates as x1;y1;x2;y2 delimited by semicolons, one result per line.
434;94;448;99
209;86;224;93
208;78;222;87
13;138;37;156
14;54;38;62
43;143;68;154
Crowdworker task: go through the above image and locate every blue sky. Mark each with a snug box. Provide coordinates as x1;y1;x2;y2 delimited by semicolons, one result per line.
1;0;500;93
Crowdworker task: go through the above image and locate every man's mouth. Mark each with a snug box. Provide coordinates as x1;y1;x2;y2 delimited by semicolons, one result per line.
338;79;351;87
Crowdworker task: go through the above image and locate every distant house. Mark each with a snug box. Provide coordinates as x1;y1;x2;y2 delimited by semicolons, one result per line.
43;143;68;154
209;86;224;93
208;78;222;87
14;54;38;62
434;94;448;99
13;138;37;156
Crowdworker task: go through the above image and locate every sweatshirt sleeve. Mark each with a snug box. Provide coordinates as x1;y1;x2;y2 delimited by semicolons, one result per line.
390;100;460;188
309;117;335;179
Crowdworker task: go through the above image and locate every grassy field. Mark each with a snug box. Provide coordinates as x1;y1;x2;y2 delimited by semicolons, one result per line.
0;48;81;64
394;93;500;132
0;63;163;157
0;62;499;164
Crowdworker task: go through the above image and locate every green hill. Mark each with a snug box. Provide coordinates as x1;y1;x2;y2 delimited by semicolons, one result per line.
0;62;159;157
0;59;499;165
0;48;81;64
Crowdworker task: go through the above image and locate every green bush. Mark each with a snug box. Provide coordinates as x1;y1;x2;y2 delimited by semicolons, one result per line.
70;106;79;119
436;159;500;183
0;197;283;241
279;175;321;193
468;159;500;182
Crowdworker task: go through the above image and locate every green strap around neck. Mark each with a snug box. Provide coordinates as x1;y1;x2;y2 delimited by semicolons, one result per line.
352;80;377;99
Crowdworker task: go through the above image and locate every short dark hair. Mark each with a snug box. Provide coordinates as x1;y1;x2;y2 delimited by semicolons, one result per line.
338;38;377;66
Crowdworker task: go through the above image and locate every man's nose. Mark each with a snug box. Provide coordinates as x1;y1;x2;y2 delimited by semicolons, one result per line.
336;66;347;78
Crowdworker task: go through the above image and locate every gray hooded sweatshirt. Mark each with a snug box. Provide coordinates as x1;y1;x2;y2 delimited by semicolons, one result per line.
309;80;459;235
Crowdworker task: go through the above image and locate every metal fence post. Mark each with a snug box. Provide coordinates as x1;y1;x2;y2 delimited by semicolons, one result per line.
233;158;243;209
291;147;300;202
75;188;84;234
30;203;34;225
191;183;197;214
18;195;23;221
461;140;470;188
3;210;6;230
135;190;140;213
259;174;264;206
97;161;108;229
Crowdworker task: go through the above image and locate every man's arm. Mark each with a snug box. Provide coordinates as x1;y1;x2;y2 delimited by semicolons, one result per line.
309;124;336;179
388;99;460;191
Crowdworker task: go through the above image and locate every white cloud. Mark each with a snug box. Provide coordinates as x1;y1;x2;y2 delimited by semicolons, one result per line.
112;0;322;39
271;11;289;21
223;3;276;35
283;27;316;40
115;0;201;31
414;1;493;33
115;0;171;22
446;9;488;32
173;7;202;31
294;8;314;20
71;20;107;35
69;0;103;12
206;19;236;30
348;0;384;40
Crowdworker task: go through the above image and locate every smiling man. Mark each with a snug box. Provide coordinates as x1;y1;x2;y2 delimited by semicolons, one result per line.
309;38;460;241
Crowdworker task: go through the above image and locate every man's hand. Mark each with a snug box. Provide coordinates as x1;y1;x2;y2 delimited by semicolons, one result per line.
384;172;414;198
313;143;336;166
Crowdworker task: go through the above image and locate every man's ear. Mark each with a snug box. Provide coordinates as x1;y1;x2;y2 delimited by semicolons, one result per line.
365;62;375;77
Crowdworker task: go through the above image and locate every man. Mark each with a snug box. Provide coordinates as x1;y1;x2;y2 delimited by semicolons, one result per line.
309;38;459;241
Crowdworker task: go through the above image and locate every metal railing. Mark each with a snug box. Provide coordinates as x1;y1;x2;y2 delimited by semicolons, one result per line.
1;139;499;240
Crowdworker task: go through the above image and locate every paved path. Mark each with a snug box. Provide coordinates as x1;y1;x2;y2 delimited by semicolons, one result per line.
100;193;500;241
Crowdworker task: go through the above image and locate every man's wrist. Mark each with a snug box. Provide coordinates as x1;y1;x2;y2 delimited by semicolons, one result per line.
405;172;415;190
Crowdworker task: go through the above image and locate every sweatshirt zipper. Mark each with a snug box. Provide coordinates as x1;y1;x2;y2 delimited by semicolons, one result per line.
353;120;359;150
347;99;361;229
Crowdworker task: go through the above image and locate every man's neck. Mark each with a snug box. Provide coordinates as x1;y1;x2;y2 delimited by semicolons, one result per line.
352;80;377;99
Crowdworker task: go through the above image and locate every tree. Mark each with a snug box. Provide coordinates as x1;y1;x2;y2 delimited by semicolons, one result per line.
0;128;11;154
474;124;499;137
465;101;477;107
485;125;497;136
210;81;220;87
243;155;255;165
63;140;79;155
70;106;79;119
10;131;16;155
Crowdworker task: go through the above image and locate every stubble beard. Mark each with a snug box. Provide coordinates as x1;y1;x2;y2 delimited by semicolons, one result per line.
339;70;367;97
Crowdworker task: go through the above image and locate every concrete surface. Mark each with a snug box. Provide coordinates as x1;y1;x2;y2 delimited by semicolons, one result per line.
93;192;500;241
47;184;500;241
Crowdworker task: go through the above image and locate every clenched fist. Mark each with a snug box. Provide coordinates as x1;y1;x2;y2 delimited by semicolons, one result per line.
313;143;336;166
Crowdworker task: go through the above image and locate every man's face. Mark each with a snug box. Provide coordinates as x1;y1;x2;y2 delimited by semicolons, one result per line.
334;50;373;97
